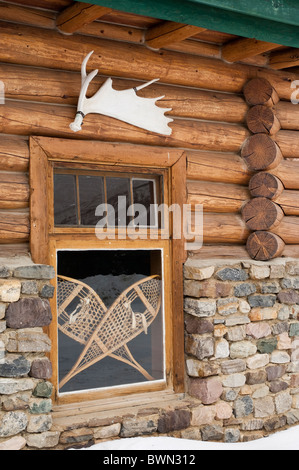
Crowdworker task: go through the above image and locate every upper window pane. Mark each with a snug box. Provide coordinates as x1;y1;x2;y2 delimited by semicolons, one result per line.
132;179;157;227
54;174;78;225
106;177;131;227
79;175;105;226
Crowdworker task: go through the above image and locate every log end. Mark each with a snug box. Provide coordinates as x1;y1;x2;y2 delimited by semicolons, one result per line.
246;105;281;135
241;134;283;171
248;172;284;199
246;231;285;260
243;78;279;107
241;197;284;230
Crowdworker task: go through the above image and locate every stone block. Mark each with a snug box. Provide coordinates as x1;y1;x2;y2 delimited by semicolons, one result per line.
0;436;26;450
26;431;60;449
254;396;275;418
121;416;158;437
249;307;277;321
234;283;256;297
221;359;246;375
0;281;21;302
269;380;288;393
0;378;35;395
246;354;269;370
29;358;52;379
248;294;276;308
270;351;290;364
184;298;216;317
33;381;53;398
257;337;277;354
249;265;270;280
21;281;38;295
266;364;286;381
290;322;299;337
216;267;248;281
286;261;299;275
278;290;299;305
246;370;267;385
185;334;214;360
226;325;246;342
246;322;271;339
186;358;220;377
27;414;52;433
233;396;253;418
230;341;257;359
275;391;292;414
94;423;121;439
224;428;240;443
277;331;292;349
217;297;239;316
214;339;229;358
6;297;52;329
281;278;299;290
157;409;190;433
40;284;55;298
270;264;285;278
0;411;28;437
184;260;214;280
0;354;30;377
184;315;214;334
188;376;223;404
191;405;216;426
222;373;246;388
260;281;280;294
13;265;55;280
201;424;224;441
6;329;51;353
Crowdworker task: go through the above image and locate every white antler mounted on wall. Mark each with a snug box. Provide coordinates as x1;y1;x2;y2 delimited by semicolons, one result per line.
70;51;173;135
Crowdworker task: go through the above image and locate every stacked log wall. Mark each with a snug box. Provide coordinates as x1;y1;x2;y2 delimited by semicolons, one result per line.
0;3;299;259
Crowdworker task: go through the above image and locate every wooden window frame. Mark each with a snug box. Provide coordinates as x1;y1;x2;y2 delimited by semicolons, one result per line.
30;136;186;404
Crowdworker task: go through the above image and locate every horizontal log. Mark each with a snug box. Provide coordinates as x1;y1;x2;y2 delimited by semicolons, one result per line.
0;172;29;209
0;64;248;123
144;22;205;49
188;244;299;259
188;179;299;216
187;150;299;189
0;210;29;243
0;135;29;172
0;100;249;152
56;3;111;34
187;181;249;213
0;242;29;257
0;22;298;100
190;212;299;245
269;48;299;70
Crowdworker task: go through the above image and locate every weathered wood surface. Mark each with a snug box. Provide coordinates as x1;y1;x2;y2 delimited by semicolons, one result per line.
56;3;111;34
246;105;281;135
186;151;299;189
0;135;29;172
246;231;285;261
0;22;298;100
243;78;279;107
222;39;280;63
0;210;29;243
241;197;284;231
144;21;205;49
0;172;29;209
241;134;283;170
248;172;284;199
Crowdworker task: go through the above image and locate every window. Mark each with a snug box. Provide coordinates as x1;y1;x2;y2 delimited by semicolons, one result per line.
30;137;186;404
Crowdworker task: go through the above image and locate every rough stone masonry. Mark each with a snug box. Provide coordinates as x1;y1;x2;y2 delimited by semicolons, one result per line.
1;255;299;449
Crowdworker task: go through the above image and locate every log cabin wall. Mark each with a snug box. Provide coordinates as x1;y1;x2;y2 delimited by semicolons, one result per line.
0;0;299;449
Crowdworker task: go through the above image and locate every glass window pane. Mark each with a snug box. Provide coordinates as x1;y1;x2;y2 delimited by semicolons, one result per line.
54;174;77;225
79;175;105;226
57;249;164;394
132;179;156;227
106;177;131;226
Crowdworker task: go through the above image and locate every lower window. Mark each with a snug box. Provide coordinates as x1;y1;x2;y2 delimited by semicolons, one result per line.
57;248;165;395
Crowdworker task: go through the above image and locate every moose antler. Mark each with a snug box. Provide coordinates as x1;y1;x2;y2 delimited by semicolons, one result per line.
70;51;173;135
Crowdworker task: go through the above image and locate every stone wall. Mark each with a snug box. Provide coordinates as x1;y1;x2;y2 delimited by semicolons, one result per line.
0;257;59;450
184;257;299;442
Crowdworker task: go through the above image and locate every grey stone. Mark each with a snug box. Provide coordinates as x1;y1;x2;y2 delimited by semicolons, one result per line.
234;283;256;297
26;431;60;449
121;416;158;437
40;284;55;298
33;381;53;398
221;359;246;375
201;425;224;441
29;398;52;414
275;391;292;413
263;416;287;432
254;396;275;418
216;268;248;282
184;298;216;317
0;354;30;377
6;297;52;329
0;266;10;278
241;419;264;431
224;428;240;443
260;281;280;294
27;414;52;433
233;396;253;418
0;378;34;395
0;411;28;437
21;281;38;295
13;265;55;280
290;322;299;336
281;277;299;290
286;409;299;425
217;297;239;315
246;370;267;385
185;334;214;360
271;321;289;335
248;294;276;308
221;389;238;401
